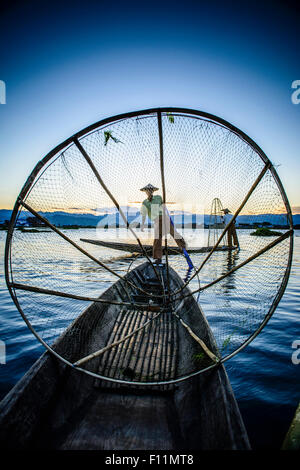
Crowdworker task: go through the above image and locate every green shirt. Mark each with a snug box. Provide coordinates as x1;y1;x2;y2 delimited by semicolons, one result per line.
141;195;163;221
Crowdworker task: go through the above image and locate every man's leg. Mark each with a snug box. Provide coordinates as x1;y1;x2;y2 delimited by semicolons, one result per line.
232;227;239;248
227;226;233;249
153;216;163;262
168;218;186;250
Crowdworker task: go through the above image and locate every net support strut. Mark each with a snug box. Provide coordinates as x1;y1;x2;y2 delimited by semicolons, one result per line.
182;229;293;297
10;282;162;311
18;198;157;297
172;160;272;295
157;111;171;299
172;299;219;363
74;309;164;367
73;137;164;291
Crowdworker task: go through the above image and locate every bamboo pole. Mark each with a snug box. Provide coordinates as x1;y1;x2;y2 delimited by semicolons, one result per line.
10;282;161;311
184;229;293;297
73;138;164;291
74;310;163;367
18;198;157;298
173;311;219;363
157;111;171;299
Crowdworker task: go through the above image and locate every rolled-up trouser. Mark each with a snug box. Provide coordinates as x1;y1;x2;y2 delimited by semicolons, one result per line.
153;214;185;260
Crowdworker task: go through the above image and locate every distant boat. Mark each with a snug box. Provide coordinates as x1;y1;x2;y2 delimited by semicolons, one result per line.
80;238;232;254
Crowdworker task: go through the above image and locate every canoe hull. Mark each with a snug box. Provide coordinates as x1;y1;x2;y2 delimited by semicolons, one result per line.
0;262;250;450
80;238;232;254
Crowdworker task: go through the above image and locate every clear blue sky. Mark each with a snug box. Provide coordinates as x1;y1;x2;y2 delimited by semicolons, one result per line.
0;0;299;211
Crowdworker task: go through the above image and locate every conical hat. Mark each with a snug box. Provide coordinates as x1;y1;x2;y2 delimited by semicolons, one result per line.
221;208;231;213
140;183;159;192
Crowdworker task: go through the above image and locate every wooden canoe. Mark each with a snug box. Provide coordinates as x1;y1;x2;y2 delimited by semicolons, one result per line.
0;262;250;450
80;238;232;254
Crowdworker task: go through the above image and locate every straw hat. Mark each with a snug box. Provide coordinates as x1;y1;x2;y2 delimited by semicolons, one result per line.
140;183;159;192
222;208;231;213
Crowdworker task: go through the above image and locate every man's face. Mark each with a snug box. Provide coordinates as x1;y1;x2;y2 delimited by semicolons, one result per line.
146;190;153;198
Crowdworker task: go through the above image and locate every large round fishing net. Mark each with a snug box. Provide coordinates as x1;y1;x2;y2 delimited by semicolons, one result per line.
5;108;293;385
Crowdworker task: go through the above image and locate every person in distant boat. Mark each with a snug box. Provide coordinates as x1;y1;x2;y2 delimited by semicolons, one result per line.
221;208;239;249
140;183;186;265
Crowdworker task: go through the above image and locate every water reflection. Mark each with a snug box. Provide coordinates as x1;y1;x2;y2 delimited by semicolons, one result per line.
5;228;291;361
0;231;298;450
221;248;240;294
78;253;135;275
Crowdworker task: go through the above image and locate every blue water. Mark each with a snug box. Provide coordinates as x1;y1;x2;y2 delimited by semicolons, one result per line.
0;229;299;449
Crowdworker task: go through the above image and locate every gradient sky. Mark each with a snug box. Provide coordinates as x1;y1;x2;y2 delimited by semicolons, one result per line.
0;0;299;212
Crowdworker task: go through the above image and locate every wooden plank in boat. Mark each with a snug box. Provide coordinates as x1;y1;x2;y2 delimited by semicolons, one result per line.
94;308;178;391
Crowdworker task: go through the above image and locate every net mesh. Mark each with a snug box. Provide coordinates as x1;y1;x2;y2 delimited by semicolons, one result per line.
6;109;293;384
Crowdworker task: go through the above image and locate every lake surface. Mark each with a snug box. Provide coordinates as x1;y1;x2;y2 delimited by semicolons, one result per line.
0;228;299;449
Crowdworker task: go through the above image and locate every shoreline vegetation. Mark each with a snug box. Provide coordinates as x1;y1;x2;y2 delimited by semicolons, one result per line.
250;227;284;237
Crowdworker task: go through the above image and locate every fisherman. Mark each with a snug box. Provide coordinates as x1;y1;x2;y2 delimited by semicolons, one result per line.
221;208;239;249
140;183;186;265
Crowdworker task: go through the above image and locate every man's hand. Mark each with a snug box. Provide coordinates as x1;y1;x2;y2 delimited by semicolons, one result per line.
140;225;144;232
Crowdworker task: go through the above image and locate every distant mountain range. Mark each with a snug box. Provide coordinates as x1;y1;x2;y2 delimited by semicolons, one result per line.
1;209;299;227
